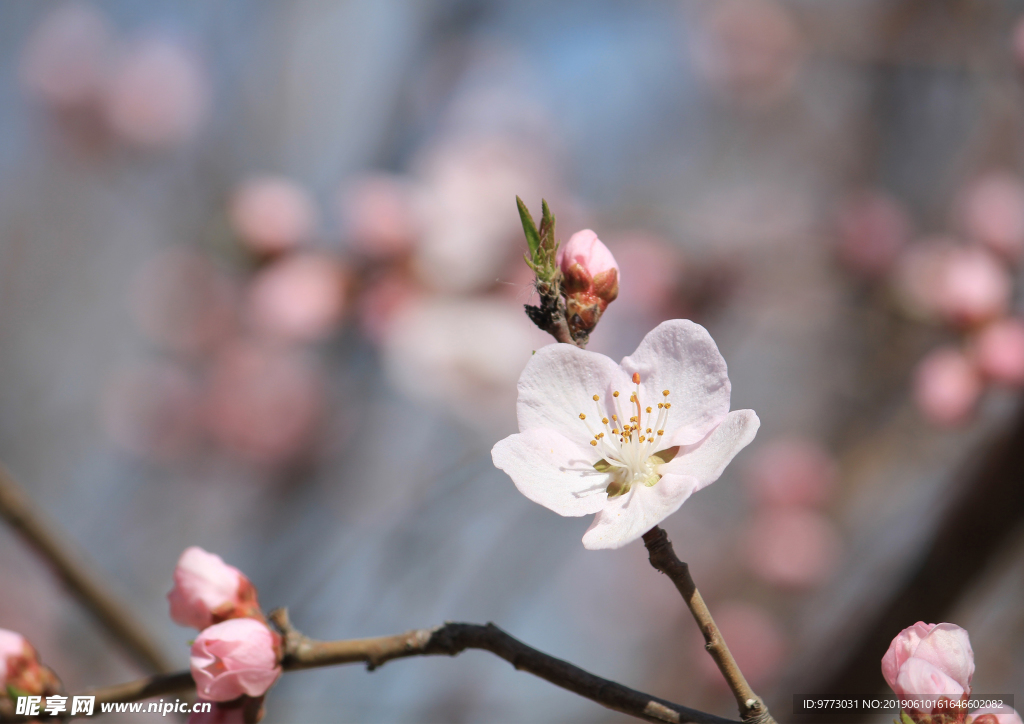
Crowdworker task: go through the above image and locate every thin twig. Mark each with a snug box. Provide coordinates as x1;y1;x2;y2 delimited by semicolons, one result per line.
642;527;776;724
14;614;741;724
0;463;172;674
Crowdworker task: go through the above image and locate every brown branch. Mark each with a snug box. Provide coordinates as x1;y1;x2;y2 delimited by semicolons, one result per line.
17;614;741;724
0;463;172;674
642;527;776;724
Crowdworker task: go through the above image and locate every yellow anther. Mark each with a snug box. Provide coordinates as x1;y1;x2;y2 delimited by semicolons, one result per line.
646;428;652;433
612;414;618;421
590;440;597;446
579;413;586;420
665;403;671;409
630;393;636;402
639;436;646;442
593;394;600;401
646;407;652;413
613;391;620;398
662;390;669;396
602;417;609;424
632;372;641;384
612;428;619;434
657;429;664;435
658;403;664;409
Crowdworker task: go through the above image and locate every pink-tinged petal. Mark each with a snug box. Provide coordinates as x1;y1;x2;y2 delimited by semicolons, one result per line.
557;229;620;277
516;343;629;445
882;622;936;690
190;619;280;702
914;623;974;690
168;547;244;630
492;429;608;516
970;705;1024;724
658;410;759;493
893;657;965;709
581;473;698;550
620;320;732;445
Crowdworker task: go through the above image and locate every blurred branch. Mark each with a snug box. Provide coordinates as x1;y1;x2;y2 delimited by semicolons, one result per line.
788;400;1024;718
18;612;741;724
0;463;172;674
643;527;776;724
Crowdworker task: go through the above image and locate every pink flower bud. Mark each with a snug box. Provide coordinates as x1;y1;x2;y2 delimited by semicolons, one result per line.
912;347;982;427
882;622;973;716
934;247;1012;328
836;190;911;277
961;172;1024;261
972;318;1024;387
230;176;316;255
190;618;281;702
0;628;61;696
556;229;620;335
168;547;262;630
971;705;1024;724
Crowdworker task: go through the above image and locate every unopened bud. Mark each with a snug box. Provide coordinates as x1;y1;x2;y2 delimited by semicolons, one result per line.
168;547;264;630
557;229;619;335
0;628;61;697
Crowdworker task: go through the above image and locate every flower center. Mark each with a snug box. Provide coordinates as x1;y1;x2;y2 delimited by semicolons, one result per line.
578;372;675;498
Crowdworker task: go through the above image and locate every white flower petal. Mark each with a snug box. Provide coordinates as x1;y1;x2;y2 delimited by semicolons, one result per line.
620;320;731;445
659;410;760;493
516;342;629;445
581;472;698;550
491;428;608;516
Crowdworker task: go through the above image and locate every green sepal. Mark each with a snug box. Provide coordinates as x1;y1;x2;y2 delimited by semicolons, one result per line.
516;196;541;259
593;459;613;472
605;480;630;498
649;446;679;465
539;199;556;254
900;711;916;724
6;684;30;701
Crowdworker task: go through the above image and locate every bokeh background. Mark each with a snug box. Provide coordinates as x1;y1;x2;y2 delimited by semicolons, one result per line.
1;1;1024;722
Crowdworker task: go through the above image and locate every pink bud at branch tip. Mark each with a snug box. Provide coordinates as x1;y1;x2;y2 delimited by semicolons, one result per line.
556;229;620;335
0;628;61;696
882;622;974;720
168;547;263;630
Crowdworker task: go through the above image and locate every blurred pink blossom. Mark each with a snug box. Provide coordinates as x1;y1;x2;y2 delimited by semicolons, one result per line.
104;37;208;149
743;508;841;588
130;247;237;356
882;622;973;716
19;1;112;110
692;0;804;109
205;341;325;465
0;629;27;688
246;254;347;342
893;239;955;320
607;233;684;316
934;247;1012;327
101;361;201;462
167;547;262;630
961;172;1024;261
835;190;911;277
696;601;786;689
972;317;1024;387
230;176;317;256
0;628;59;697
340;173;419;258
383;297;549;429
190;618;281;702
744;437;837;508
412;137;554;292
971;705;1024;724
356;270;421;345
913;347;983;427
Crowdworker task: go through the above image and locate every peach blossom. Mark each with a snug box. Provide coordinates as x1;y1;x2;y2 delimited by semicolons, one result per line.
168;547;261;630
246;254;347;342
882;622;973;715
0;629;60;696
972;318;1024;387
230;176;317;255
205;341;325;465
934;247;1012;327
961;172;1024;261
913;348;982;427
744;437;836;508
19;2;112;110
340;174;419;258
557;229;620;334
835;190;911;277
743;508;841;588
190;619;281;702
104;37;208;149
